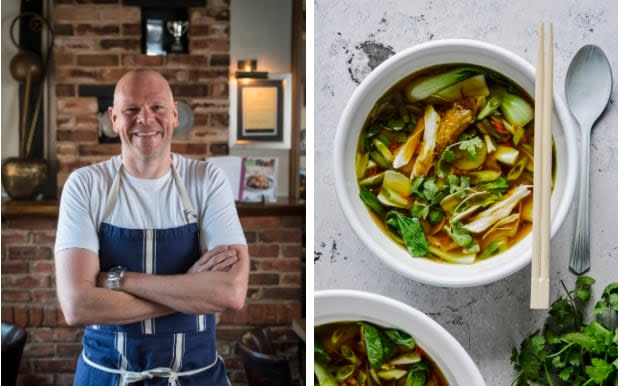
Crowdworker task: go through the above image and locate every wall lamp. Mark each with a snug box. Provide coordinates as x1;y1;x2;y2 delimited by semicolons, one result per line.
236;59;268;79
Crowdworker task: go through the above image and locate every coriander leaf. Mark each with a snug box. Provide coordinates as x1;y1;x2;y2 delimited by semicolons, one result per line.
585;358;614;383
477;177;509;191
446;222;476;249
562;332;597;352
314;340;331;365
436;148;456;178
458;137;484;160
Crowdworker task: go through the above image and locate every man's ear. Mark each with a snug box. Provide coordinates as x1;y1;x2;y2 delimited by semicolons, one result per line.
108;107;118;133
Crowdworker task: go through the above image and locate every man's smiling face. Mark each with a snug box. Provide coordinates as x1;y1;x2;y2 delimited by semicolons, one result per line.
110;71;179;161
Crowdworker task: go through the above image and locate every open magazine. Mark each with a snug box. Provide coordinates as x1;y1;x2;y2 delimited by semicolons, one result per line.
206;156;278;203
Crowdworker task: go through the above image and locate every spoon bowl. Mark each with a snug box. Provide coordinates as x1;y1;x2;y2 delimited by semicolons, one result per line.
565;45;613;274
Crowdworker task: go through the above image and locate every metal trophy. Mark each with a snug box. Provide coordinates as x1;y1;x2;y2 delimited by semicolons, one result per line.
166;20;189;53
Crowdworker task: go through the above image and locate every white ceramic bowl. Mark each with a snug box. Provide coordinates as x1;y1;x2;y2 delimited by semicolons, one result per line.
315;289;486;385
334;39;577;287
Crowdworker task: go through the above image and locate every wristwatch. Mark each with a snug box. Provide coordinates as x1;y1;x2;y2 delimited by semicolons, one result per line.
106;266;127;291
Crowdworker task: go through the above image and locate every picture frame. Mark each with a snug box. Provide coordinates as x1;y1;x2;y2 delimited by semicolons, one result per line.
229;73;292;150
237;79;283;142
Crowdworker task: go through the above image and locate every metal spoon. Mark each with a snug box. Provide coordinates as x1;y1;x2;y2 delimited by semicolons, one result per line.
565;45;613;274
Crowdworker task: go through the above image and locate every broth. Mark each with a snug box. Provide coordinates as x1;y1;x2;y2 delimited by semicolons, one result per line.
355;64;546;264
315;321;449;386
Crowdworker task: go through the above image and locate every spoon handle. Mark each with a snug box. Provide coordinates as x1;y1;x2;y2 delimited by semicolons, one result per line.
569;126;591;274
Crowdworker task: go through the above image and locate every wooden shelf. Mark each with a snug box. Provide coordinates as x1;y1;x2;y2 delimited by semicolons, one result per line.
2;198;305;218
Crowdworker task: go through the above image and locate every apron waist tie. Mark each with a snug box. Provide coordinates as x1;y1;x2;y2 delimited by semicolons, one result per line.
81;351;220;386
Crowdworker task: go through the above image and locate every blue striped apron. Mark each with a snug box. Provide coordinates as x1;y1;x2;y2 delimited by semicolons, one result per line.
74;164;231;386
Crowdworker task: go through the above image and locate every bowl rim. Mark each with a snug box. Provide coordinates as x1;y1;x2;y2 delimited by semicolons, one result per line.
333;38;577;287
315;289;487;385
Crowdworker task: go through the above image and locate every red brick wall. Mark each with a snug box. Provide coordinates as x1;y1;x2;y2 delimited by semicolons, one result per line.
53;0;233;191
1;214;305;385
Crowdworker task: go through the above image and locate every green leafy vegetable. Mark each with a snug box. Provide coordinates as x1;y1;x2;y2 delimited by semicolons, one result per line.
511;277;618;385
359;188;385;218
404;66;480;102
390;212;429;257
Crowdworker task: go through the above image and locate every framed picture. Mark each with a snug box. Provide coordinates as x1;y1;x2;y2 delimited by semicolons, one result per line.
237;79;283;141
229;73;292;150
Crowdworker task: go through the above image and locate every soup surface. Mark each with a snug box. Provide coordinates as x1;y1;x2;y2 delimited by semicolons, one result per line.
356;64;540;264
315;321;448;386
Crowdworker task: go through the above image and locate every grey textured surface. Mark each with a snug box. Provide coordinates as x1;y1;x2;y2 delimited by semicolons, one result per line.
314;1;618;384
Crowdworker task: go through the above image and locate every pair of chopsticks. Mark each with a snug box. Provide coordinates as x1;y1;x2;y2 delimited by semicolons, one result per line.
530;22;553;309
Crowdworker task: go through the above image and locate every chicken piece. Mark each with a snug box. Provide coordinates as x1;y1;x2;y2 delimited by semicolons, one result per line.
463;185;530;234
410;105;440;178
435;103;474;155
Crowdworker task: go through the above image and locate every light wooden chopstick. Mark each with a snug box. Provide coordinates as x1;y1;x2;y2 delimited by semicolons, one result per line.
531;22;553;309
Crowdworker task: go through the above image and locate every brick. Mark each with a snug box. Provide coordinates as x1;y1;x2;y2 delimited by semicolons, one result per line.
258;258;301;272
54;53;75;67
122;54;165;66
7;246;53;261
209;112;228;128
32;261;55;274
248;244;279;258
32;231;57;245
29;327;83;343
210;54;230;66
190;38;230;52
1;261;29;274
1;306;14;322
100;38;140;51
23;342;55;357
55;68;99;83
4;274;52;289
281;272;301;286
171;84;208;98
240;216;280;229
56;143;79;156
122;23;141;35
79;143;120;156
2;289;31;302
57;97;98;114
248;273;279;285
29;306;44;327
77;54;119;67
54;6;99;22
170;143;208;155
56;342;82;357
57;129;99;142
209;142;229;156
190;25;209;36
100;68;131;82
14;305;29;327
54;38;98;53
54;24;74;36
208;24;230;38
31;289;58;303
98;6;140;23
55;84;75;96
193;128;228;142
210;82;228;98
1;229;29;244
16;374;54;386
262;287;302;300
281;216;305;227
259;229;303;243
33;359;76;373
75;24;120;36
8;218;57;230
282;245;305;258
167;55;209;66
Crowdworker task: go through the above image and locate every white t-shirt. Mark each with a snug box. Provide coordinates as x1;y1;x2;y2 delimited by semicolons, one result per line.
55;154;246;255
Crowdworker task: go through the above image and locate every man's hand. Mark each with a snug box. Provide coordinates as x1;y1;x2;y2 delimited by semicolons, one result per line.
188;245;239;273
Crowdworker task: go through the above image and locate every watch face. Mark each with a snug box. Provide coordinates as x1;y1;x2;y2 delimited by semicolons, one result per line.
109;266;126;279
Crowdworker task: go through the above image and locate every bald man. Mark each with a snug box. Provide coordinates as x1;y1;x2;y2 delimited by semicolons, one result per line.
55;70;249;385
